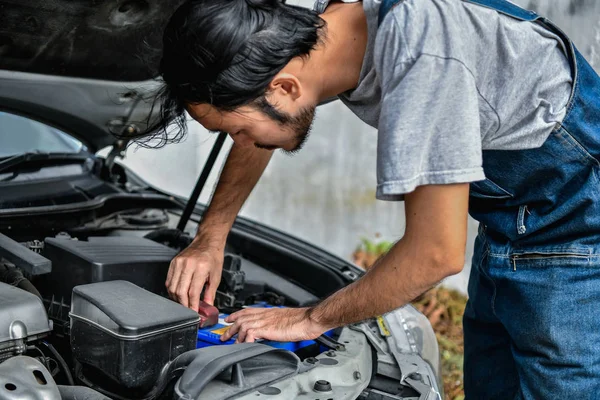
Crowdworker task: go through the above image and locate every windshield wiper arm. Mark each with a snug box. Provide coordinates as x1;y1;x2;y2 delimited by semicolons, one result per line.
0;152;91;174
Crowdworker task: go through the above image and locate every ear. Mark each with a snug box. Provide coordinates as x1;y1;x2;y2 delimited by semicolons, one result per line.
268;73;302;100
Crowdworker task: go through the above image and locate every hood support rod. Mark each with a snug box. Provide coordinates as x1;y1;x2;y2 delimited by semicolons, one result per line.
177;132;228;232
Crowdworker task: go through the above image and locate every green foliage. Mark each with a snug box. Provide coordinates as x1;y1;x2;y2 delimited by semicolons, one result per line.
354;237;467;400
357;237;394;256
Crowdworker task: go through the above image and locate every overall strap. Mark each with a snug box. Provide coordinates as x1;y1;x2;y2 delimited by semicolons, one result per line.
461;0;539;21
377;0;404;26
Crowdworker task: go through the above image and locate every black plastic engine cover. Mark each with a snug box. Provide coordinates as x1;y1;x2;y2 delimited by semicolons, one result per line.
37;236;177;309
70;281;199;394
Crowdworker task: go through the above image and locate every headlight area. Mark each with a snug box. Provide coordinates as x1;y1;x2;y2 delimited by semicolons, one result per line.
352;306;443;400
386;305;442;386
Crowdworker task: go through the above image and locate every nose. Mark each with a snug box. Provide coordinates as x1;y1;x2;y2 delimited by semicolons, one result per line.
230;132;254;147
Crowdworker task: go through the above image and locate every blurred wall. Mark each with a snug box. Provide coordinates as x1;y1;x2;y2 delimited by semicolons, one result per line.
119;0;600;294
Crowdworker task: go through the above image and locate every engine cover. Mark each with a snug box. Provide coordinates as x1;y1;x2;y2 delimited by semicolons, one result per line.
70;281;199;395
36;236;177;331
39;235;176;299
0;282;52;360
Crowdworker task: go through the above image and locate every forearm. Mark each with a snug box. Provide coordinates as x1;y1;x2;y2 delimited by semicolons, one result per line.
196;144;273;248
308;237;462;329
308;183;470;329
222;185;469;342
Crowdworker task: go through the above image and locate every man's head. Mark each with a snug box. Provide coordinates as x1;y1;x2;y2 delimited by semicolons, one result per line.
141;0;326;153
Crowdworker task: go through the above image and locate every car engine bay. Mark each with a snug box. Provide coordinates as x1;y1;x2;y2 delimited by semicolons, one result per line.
0;196;441;399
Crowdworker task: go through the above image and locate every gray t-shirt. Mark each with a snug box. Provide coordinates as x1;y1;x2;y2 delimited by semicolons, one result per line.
317;0;572;200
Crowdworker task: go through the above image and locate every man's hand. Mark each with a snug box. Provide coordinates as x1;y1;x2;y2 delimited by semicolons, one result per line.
166;239;224;310
220;307;328;343
165;143;274;310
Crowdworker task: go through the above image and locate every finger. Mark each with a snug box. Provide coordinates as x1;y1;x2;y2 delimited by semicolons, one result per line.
238;317;265;343
202;275;218;306
244;329;257;343
236;326;247;343
225;308;263;323
166;259;176;288
225;311;243;324
219;326;232;342
175;263;195;308
167;262;183;301
224;314;260;342
235;320;259;344
221;323;239;342
188;272;207;312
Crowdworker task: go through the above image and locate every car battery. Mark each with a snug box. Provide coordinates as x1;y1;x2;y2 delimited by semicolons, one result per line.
197;314;323;351
197;304;333;352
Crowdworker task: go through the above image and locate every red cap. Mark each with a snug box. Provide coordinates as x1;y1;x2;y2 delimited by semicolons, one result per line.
198;300;219;328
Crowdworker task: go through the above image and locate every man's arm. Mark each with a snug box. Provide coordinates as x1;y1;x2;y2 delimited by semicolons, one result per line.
308;183;469;328
195;143;273;247
167;143;273;309
221;183;469;343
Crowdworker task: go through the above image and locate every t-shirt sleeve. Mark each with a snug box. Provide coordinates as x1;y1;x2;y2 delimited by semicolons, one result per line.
376;54;486;201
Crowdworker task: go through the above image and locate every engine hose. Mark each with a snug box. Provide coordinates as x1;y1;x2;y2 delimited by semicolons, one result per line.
144;349;212;399
27;345;50;370
75;349;207;400
144;229;193;250
315;334;346;352
17;277;42;299
142;349;213;398
0;263;42;298
41;341;75;386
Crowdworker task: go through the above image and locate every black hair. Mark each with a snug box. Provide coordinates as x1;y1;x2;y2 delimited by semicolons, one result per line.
128;0;325;147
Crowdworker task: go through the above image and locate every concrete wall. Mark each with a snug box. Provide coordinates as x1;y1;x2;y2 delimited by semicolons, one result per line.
118;0;600;294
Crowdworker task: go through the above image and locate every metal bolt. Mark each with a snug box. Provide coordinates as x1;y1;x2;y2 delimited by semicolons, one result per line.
314;380;332;392
326;351;336;357
305;357;319;365
354;371;362;380
409;373;422;381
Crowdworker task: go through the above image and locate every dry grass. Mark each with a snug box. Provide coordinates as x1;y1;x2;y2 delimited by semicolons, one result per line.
353;239;467;400
413;287;466;400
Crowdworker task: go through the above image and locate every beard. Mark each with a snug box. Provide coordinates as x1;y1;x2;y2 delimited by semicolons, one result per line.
282;105;315;155
253;97;316;155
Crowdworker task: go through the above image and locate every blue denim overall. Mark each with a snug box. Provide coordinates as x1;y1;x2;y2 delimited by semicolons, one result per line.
378;0;600;398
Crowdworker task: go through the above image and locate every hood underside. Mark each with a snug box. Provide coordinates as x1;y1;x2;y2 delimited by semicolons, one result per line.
0;0;187;151
0;0;184;81
0;1;333;151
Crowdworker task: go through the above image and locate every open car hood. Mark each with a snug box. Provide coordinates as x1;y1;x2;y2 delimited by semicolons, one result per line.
0;0;339;152
0;0;185;151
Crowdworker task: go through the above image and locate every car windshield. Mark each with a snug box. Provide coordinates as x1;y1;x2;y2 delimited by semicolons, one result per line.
0;112;85;158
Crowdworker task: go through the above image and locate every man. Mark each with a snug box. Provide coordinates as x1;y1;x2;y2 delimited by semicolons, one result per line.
142;0;600;397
